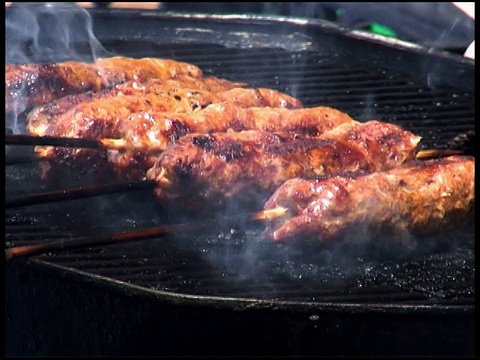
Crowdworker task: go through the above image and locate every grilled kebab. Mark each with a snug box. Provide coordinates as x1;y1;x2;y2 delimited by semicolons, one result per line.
35;103;360;183
36;86;303;140
26;75;248;136
6;56;204;115
32;85;304;174
145;120;421;212
121;103;354;151
263;155;475;243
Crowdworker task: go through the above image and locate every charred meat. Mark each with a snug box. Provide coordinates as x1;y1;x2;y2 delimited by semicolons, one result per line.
26;76;248;136
263;156;475;243
34;87;304;183
145;121;421;211
36;87;303;140
33;86;304;181
36;103;353;183
120;103;356;152
6;56;204;114
104;104;358;180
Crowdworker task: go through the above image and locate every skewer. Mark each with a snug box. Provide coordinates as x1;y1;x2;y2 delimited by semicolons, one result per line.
5;154;45;165
415;149;464;159
5;180;157;208
5;207;289;261
5;134;467;158
5;134;128;150
4;128;468;209
5;149;465;209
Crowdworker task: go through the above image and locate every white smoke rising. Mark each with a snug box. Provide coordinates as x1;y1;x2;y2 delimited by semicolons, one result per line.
5;2;110;134
6;2;108;64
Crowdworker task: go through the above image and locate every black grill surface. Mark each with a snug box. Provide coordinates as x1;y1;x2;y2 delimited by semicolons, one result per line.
5;12;475;309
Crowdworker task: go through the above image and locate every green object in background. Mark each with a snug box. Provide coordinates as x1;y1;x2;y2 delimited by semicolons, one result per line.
370;22;397;38
335;8;346;17
336;7;397;39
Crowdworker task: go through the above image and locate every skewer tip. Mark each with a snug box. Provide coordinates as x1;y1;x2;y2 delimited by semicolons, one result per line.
99;138;128;150
5;246;29;261
5;243;46;261
152;166;171;187
251;206;289;221
416;149;464;160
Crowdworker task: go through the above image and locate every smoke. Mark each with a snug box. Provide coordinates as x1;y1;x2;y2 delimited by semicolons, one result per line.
6;2;108;64
6;2;110;134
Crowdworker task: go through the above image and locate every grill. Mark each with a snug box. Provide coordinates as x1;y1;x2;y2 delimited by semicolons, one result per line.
5;7;475;357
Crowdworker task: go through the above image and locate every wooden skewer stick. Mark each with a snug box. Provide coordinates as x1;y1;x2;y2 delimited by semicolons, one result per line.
5;134;467;159
415;149;464;159
5;207;289;261
5;154;45;165
5;134;129;150
5;148;465;209
5;180;157;209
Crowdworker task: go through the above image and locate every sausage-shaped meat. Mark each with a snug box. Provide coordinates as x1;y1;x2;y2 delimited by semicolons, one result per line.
26;76;248;136
263;156;475;242
122;103;353;150
105;104;357;180
145;120;421;211
6;56;203;114
36;103;353;183
34;88;304;184
34;85;303;163
39;87;303;140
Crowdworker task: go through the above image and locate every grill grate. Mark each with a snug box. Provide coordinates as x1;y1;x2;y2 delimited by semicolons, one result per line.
5;39;475;306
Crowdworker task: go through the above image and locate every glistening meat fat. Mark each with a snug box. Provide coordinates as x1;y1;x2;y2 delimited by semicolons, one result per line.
145;121;421;212
121;104;356;152
263;155;475;242
35;103;350;183
6;56;204;114
26;75;249;137
36;87;303;141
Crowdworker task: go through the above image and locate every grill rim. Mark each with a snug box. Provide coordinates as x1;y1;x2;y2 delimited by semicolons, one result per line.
19;257;476;315
85;9;475;92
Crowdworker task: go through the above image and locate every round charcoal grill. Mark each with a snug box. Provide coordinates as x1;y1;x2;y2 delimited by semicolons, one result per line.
5;7;475;357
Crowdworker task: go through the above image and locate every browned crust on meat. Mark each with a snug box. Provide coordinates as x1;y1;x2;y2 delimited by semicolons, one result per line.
6;56;204;114
37;87;303;140
37;106;380;187
264;156;475;242
100;104;356;183
115;104;355;152
33;86;305;184
25;76;248;136
145;121;420;211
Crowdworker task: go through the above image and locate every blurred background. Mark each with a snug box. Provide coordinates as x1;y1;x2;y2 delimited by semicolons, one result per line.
6;2;473;57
